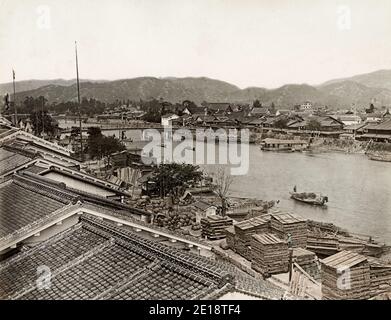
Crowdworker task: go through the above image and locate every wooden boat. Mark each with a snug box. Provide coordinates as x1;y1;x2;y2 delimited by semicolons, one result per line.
367;153;391;162
260;138;308;152
261;146;294;152
290;192;328;206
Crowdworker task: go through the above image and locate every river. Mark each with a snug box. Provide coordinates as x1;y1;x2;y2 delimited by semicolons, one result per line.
60;125;391;244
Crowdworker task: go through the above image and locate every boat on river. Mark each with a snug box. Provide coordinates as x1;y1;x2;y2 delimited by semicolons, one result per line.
290;191;328;206
367;153;391;162
260;138;309;152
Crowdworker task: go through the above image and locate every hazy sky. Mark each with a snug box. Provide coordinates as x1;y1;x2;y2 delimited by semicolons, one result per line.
1;0;391;88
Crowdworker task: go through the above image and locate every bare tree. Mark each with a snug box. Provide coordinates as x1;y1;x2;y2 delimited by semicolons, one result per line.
213;167;234;216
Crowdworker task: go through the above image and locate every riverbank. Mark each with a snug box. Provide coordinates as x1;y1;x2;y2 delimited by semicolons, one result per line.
251;130;391;155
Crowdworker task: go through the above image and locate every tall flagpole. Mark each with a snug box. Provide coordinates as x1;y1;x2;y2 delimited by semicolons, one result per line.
12;69;18;126
75;41;84;162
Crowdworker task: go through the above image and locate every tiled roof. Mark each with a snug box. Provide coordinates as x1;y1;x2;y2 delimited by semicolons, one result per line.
365;119;391;131
0;130;71;156
0;172;209;250
0;174;74;239
0;147;35;176
0;214;286;300
20;164;48;175
0;215;231;300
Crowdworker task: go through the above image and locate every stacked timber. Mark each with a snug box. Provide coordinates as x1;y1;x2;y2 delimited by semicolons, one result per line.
233;215;270;260
321;250;371;300
251;233;289;277
339;236;386;258
306;235;339;257
225;226;236;250
307;234;386;258
368;258;391;297
270;212;307;248
293;247;320;281
201;215;233;240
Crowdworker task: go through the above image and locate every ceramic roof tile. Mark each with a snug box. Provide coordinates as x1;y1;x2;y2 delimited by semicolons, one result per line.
0;214;286;300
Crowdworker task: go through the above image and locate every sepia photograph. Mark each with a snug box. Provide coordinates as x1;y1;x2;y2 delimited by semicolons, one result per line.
0;0;390;307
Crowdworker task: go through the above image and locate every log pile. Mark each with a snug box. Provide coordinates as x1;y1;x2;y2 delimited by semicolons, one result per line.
321;250;371;300
251;233;289;277
201;215;233;240
155;210;197;230
270;212;307;248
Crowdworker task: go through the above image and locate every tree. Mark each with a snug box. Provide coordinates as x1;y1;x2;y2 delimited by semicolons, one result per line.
86;127;125;161
30;110;57;136
274;117;289;129
87;127;103;159
366;103;375;114
147;163;203;200
307;119;322;131
142;110;161;123
213;167;234;217
253;99;262;108
270;102;276;114
101;135;125;166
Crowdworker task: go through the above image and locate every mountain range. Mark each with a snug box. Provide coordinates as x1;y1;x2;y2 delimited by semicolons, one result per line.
2;69;391;109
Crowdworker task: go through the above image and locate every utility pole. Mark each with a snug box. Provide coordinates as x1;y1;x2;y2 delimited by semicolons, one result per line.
12;69;17;126
75;41;84;161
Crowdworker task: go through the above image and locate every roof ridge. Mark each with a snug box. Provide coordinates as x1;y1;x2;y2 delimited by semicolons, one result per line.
80;214;230;284
17;171;144;214
12;173;76;204
1;144;38;159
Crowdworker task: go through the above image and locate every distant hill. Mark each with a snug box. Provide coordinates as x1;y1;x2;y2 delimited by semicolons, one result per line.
318;80;391;107
3;70;391;109
0;79;107;96
320;69;391;91
12;77;241;105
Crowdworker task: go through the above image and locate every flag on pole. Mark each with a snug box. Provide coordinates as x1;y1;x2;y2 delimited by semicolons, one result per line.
12;69;15;80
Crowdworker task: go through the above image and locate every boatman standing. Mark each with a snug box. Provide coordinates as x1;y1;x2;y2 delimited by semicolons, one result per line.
293;185;297;192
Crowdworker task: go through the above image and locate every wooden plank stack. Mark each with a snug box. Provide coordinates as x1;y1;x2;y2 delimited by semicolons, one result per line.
251;233;289;277
225;226;236;250
270;212;307;248
321;250;371;300
233;215;270;260
293;247;320;281
200;215;233;240
368;258;391;297
306;235;339;257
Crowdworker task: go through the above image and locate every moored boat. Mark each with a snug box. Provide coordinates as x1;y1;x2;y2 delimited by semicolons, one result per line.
367;153;391;162
260;138;308;152
290;191;328;206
